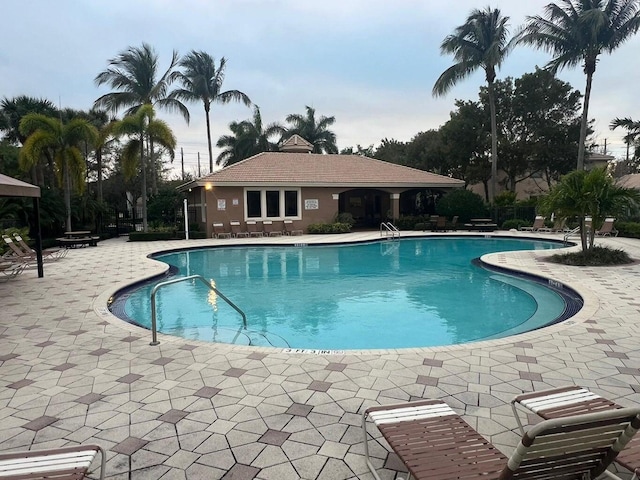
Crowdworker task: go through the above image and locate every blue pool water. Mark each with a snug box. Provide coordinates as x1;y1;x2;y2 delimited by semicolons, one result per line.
113;237;574;350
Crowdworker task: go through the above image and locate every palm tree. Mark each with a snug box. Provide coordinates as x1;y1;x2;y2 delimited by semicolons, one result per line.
610;117;640;161
518;0;640;171
172;51;252;173
111;104;176;232
284;106;338;154
433;7;514;202
94;43;188;192
215;107;284;167
19;114;98;231
540;167;640;250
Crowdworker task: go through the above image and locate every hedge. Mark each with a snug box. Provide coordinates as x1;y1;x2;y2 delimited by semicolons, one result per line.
306;222;351;234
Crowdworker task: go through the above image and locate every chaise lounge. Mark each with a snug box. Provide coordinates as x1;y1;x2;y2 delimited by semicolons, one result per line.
362;398;640;480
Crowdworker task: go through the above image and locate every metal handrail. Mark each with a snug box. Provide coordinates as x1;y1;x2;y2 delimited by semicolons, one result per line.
380;222;400;240
150;274;247;346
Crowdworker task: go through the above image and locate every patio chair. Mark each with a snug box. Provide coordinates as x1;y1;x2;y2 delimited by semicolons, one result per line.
596;218;618;237
246;220;264;237
13;234;67;261
0;261;26;281
511;385;640;479
2;235;35;264
212;223;232;239
283;220;303;236
262;220;282;237
230;221;249;238
434;216;447;231
0;443;105;479
447;215;459;231
362;398;640;480
520;215;545;232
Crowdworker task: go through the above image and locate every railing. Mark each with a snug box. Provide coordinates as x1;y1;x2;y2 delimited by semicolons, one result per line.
380;222;400;240
149;275;247;346
563;226;580;244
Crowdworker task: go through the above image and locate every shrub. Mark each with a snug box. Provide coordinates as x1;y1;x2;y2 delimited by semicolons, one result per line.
502;219;528;230
549;246;632;266
129;231;175;241
615;221;640;238
493;191;517;206
436;189;488;223
394;215;429;230
334;212;355;226
307;222;351;234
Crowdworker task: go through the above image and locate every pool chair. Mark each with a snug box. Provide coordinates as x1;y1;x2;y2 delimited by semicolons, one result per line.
596;218;619;237
511;385;640;479
283;220;303;236
13;233;67;261
2;235;36;264
519;215;546;232
212;223;232;239
0;260;26;281
262;220;282;237
362;398;640;480
230;221;250;238
0;443;106;479
246;220;264;237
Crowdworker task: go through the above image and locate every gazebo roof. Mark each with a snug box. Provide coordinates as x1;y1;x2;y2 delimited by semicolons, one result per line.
0;173;41;198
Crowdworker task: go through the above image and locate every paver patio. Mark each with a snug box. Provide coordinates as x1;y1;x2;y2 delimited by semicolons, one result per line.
1;231;639;479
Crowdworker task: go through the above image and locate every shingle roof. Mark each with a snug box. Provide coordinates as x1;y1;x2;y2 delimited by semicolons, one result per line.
185;152;464;189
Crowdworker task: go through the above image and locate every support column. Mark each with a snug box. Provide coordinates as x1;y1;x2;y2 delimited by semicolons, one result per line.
390;193;400;221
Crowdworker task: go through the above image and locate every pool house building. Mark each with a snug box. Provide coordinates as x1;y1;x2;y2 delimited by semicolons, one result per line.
179;135;465;237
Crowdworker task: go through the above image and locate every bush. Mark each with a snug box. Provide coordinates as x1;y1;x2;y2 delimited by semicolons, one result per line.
502;219;528;230
307;222;351;234
394;215;429;230
549;246;632;266
334;212;355;226
436;189;488;223
493;191;517;206
129;231;175;241
615;221;640;238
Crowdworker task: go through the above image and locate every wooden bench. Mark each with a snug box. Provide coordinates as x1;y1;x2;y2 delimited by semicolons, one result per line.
0;444;105;479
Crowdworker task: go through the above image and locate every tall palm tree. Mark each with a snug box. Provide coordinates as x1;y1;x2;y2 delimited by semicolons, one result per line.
215;107;284;167
19;114;98;231
610;116;640;161
433;7;514;202
284;106;338;154
518;0;640;171
111;104;176;232
94;43;188;192
172;51;252;173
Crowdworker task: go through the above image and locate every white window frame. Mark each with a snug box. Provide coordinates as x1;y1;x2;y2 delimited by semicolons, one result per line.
243;188;302;221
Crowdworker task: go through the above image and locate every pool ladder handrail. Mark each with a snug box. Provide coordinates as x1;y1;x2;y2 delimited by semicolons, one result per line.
150;274;247;346
563;226;580;244
380;222;400;240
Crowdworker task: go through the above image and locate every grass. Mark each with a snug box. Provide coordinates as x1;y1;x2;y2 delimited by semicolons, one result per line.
549;246;633;266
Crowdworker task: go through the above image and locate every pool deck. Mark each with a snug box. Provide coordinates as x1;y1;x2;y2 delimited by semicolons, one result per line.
1;230;639;479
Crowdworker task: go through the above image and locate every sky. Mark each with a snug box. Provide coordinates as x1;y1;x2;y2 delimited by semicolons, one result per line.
2;0;639;178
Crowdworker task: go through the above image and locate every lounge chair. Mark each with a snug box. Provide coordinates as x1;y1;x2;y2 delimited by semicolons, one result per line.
0;261;26;281
263;220;282;237
448;215;459;231
596;218;618;237
212;223;232;239
246;220;264;237
520;215;545;232
2;235;35;264
434;216;447;231
0;443;105;479
13;234;67;261
283;220;303;236
511;385;640;479
363;398;640;480
230;221;249;238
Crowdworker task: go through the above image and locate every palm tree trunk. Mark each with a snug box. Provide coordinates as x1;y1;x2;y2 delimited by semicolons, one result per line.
577;71;594;171
204;103;213;173
96;148;103;203
140;135;148;232
150;136;158;195
488;81;498;202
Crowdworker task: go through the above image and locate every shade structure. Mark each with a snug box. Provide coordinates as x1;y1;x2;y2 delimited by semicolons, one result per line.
0;173;44;277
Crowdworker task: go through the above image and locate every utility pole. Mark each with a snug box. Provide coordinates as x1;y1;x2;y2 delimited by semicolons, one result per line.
197;152;201;177
181;148;184;181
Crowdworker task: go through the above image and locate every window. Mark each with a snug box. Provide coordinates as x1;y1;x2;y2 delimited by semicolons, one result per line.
266;190;280;217
244;188;301;220
284;190;298;216
247;190;261;217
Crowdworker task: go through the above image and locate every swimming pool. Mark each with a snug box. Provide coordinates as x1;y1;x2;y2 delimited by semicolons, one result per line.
111;237;578;350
